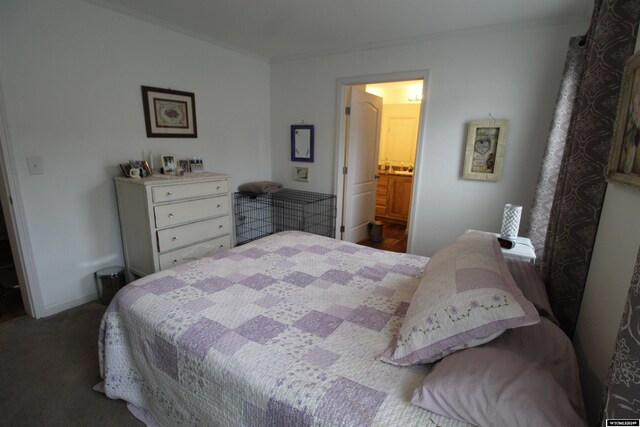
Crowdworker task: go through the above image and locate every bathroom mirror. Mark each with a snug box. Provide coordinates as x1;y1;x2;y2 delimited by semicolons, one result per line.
291;124;314;162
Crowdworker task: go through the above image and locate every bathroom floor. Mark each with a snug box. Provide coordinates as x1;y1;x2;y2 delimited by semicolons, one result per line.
358;222;408;253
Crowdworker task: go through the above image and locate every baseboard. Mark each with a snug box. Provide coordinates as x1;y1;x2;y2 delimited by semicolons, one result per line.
41;292;100;317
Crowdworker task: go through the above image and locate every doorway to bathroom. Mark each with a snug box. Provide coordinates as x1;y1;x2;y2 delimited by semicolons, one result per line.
335;71;427;253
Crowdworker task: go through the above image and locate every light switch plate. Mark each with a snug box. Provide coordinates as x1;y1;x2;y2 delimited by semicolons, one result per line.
27;156;44;175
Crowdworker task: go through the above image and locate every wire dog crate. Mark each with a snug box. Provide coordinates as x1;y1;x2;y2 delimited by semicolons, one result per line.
234;189;336;245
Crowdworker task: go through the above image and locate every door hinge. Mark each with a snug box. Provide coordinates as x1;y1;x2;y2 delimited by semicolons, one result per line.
8;195;12;205
343;166;348;175
345;107;351;115
340;225;345;232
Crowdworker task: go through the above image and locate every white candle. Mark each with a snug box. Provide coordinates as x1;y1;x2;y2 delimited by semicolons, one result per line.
500;204;522;240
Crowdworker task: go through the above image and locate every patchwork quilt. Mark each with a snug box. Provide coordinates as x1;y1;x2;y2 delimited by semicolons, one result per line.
98;231;469;426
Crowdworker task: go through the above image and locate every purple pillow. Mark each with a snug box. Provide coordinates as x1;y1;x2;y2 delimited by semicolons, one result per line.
411;318;587;427
381;232;539;365
505;257;558;324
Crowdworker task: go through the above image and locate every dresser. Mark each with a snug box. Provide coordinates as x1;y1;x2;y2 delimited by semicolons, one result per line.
114;173;232;279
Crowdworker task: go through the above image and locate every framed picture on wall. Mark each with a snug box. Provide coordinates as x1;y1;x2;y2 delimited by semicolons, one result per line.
141;86;198;138
291;124;314;162
293;166;309;182
606;51;640;191
462;119;508;181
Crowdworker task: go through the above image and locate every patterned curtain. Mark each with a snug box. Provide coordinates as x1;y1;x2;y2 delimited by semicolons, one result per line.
601;245;640;423
538;0;640;337
527;36;587;260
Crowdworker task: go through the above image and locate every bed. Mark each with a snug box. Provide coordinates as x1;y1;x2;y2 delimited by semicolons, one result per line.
97;230;586;426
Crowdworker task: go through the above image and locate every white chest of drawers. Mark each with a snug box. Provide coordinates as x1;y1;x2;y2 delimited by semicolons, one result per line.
114;172;232;279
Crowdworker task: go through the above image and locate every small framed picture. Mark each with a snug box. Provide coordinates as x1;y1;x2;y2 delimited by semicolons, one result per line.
142;160;153;176
120;163;132;177
189;158;204;172
462;119;509;181
161;154;176;175
293;166;309;182
178;159;190;173
291;124;314;162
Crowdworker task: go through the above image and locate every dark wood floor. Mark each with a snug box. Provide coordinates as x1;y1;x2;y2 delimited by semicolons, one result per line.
358;221;407;253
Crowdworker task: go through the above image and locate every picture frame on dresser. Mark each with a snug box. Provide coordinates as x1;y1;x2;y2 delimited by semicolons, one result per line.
606;51;640;191
142;160;153;176
141;85;198;138
161;154;176;175
189;158;204;172
178;160;190;173
462;119;508;182
120;163;132;177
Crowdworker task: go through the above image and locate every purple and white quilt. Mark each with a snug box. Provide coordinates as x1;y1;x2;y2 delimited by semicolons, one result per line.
98;231;469;426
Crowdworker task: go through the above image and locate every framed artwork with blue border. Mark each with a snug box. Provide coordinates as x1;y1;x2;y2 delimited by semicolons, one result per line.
291;124;314;162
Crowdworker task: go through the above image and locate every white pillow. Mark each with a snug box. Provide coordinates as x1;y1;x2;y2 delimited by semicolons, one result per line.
381;231;539;365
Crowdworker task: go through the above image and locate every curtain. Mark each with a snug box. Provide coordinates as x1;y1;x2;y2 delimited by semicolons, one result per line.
601;245;640;423
534;0;640;337
528;36;586;260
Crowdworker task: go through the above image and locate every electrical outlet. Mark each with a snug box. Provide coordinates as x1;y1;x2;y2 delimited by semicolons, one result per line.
27;156;44;175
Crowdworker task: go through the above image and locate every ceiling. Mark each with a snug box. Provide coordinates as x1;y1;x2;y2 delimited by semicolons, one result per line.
84;0;593;62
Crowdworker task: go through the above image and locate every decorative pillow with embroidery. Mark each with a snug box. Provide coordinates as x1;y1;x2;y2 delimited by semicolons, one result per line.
381;231;539;365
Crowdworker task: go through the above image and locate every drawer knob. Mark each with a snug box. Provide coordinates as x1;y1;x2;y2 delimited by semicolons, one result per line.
218;225;223;229
168;213;174;218
216;186;221;191
172;259;178;264
166;191;173;197
217;204;221;208
219;244;224;248
171;237;177;241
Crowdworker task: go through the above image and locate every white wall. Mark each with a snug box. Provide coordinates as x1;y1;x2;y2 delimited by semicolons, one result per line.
270;21;589;256
573;34;640;425
574;186;640;423
0;0;271;315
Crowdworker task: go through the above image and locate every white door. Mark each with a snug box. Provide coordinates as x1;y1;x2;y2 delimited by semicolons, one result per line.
342;87;383;243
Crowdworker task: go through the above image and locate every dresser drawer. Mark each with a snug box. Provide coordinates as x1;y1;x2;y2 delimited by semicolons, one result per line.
154;196;229;228
152;180;229;203
158;235;231;270
157;216;230;252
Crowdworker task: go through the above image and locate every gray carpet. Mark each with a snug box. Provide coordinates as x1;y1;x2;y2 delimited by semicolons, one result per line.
0;302;143;426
